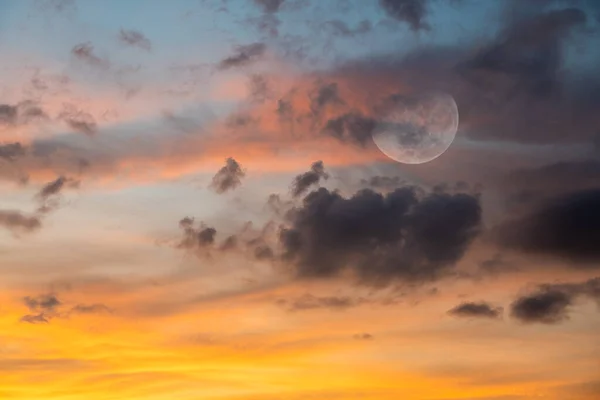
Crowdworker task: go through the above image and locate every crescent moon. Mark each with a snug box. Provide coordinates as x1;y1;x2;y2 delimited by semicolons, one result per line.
371;92;459;164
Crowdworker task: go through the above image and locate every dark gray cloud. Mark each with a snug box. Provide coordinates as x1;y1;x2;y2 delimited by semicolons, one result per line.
500;160;600;211
493;189;600;265
448;302;503;319
511;287;574;324
321;20;372;37
510;277;600;324
36;176;66;200
360;175;405;191
254;244;274;260
218;43;266;70
309;82;344;120
210;157;246;194
34;176;79;214
290;160;329;198
0;142;27;162
321;112;376;146
177;217;217;250
20;295;60;324
23;294;61;312
379;0;430;31
20;314;49;324
118;29;152;51
71;42;109;69
280;184;481;285
0;211;42;234
253;0;285;13
20;293;112;323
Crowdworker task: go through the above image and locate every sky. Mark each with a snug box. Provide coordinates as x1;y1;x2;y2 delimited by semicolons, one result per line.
1;0;600;399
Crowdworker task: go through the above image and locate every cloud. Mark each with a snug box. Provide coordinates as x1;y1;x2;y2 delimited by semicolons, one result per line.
290;160;329;198
360;175;405;191
209;157;246;194
320;112;376;147
320;6;598;145
0;142;27;162
70;303;112;314
253;0;285;13
0;210;42;234
177;217;217;250
36;176;68;200
499;161;600;211
379;0;430;31
20;314;49;324
353;333;374;340
23;294;61;312
493;189;600;265
118;29;152;51
321;20;372;37
218;43;267;70
510;287;574;324
448;302;503;319
510;277;600;324
0;101;47;126
280;184;481;285
276;294;367;312
58;104;98;135
19;292;112;323
71;42;109;69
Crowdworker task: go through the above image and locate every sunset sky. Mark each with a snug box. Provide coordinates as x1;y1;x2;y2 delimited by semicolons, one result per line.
1;1;600;399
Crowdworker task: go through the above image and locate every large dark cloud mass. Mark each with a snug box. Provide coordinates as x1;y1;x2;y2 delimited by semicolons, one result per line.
494;189;600;265
280;184;481;284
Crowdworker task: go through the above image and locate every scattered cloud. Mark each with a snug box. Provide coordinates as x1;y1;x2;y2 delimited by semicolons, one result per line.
118;29;152;51
0;210;42;235
276;294;368;312
0;142;27;162
71;42;109;69
209;157;246;194
217;43;266;70
379;0;430;31
290;160;329;198
448;302;503;319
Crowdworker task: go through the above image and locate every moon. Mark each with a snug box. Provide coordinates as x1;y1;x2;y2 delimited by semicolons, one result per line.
371;92;459;164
